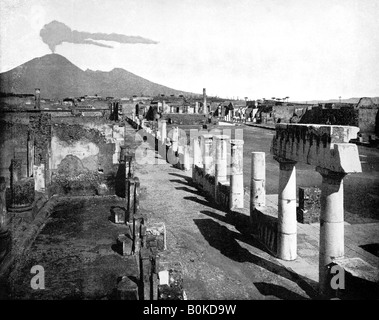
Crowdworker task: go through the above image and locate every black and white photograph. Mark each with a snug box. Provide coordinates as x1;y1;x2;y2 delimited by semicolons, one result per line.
0;0;378;306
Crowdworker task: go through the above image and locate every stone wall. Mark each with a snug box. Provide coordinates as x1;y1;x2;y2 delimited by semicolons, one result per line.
49;118;127;196
160;114;211;125
300;107;359;127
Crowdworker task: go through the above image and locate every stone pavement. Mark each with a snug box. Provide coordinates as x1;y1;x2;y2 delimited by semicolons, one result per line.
263;195;379;287
134;143;379;299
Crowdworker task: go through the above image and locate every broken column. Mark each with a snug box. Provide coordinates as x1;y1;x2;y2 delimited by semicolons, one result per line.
203;88;207;114
250;152;266;228
229;139;244;209
275;156;297;261
201;134;213;175
316;167;346;295
214;135;229;201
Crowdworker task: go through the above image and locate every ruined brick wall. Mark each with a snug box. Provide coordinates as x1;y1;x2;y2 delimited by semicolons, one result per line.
300;107;359;128
50;117;124;196
358;107;379;134
273;105;308;123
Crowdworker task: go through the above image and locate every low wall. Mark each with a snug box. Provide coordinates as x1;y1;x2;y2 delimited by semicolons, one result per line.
300;107;359;127
160;114;211;126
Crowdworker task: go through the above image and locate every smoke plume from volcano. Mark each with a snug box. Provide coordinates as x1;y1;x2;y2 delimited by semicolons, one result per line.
40;20;158;52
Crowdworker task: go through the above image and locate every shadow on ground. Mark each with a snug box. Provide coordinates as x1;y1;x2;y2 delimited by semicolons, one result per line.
193;218;318;299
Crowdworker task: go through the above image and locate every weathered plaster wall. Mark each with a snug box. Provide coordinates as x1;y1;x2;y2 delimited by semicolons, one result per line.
50;119;121;195
358;107;379;134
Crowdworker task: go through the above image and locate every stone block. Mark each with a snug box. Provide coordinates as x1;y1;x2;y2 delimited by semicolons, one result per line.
117;276;139;300
158;267;185;300
117;234;133;256
297;187;321;223
146;223;166;251
113;207;126;224
271;124;362;173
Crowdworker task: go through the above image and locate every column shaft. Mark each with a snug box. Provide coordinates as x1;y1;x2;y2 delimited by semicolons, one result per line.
316;167;346;295
160;120;167;143
201;134;213;175
229;139;244;209
250;152;266;228
215;135;229;202
276;157;297;261
0;177;9;230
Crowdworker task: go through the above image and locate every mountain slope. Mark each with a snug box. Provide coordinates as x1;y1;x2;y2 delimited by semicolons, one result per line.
0;54;190;99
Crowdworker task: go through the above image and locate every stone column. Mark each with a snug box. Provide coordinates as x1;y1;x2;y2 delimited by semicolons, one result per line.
183;145;191;171
172;127;179;153
275;156;297;261
250;152;266;228
229;139;244;209
203;88;207;115
0;176;11;263
192;137;202;183
201;134;213;175
10;159;22;186
160;120;167;143
214;135;229;201
194;102;198;114
0;177;9;230
316;167;346;295
27;131;34;177
192;137;202;168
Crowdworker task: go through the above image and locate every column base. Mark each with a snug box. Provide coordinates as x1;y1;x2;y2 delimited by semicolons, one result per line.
277;232;297;261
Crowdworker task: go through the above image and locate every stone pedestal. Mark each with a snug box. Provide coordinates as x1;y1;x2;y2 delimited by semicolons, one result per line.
229;139;244;209
117;276;139;300
275;157;297;261
316;167;346;295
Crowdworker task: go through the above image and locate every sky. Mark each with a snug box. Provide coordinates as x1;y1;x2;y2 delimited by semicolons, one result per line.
0;0;378;101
